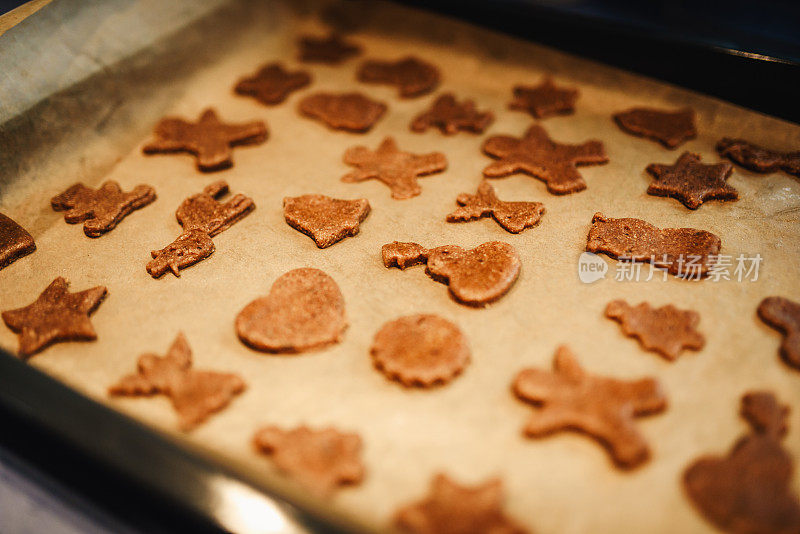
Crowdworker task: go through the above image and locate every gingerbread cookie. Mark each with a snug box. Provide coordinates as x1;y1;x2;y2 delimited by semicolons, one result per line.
411;93;494;135
143;108;267;171
395;474;528;534
509;77;578;119
513;345;667;468
357;56;439;98
683;392;800;533
2;277;107;357
381;241;520;306
446;180;545;234
371;314;470;387
234;63;311;105
646;152;737;209
109;333;245;431
613;107;696;149
236;268;346;353
299;92;386;132
0;213;35;270
342;137;447;200
586;212;722;278
298;33;361;64
482;125;608;194
147;181;254;278
605;300;705;361
757;296;800;370
717;138;800;178
51;181;156;237
283;194;370;248
254;426;364;495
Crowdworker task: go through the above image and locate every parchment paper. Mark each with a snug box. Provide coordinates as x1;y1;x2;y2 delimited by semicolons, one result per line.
1;1;799;532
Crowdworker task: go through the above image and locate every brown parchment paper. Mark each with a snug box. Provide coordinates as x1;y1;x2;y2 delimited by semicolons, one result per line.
1;1;800;532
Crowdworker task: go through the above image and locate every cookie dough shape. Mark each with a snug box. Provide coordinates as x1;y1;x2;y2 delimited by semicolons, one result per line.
357;56;439;98
646;152;737;209
513;345;667;469
371;314;470;387
283;194;370;248
613;107;696;149
143;108;267;171
297;33;361;64
683;392;800;534
447;180;545;233
234;63;311;105
482;125;608;195
605;300;705;361
236;268;346;353
2;277;107;357
254;426;364;496
758;296;800;370
411;93;494;135
51;181;156;237
299;92;387;132
586;212;722;278
147;181;254;278
509;77;578;119
342;137;447;199
717;138;800;178
0;213;35;270
109;333;245;431
382;241;520;306
394;474;529;534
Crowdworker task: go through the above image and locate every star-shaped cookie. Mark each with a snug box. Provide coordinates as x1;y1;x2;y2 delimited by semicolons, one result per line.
297;33;361;64
394;474;528;534
2;277;107;357
234;63;311;105
482;125;608;194
646;152;737;209
342;137;447;199
283;194;370;248
509;77;578;119
143;108;267;171
410;93;494;135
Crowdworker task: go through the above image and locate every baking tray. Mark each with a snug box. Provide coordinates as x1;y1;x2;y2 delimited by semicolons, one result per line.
1;0;799;533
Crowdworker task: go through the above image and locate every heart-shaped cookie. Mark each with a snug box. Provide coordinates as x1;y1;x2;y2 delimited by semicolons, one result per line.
382;241;521;306
236;268;347;353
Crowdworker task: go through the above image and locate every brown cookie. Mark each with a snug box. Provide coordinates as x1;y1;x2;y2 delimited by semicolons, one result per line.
357;56;439;98
147;181;254;278
0;213;35;270
298;92;387;132
297;33;361;64
143;108;267;171
446;180;545;234
605;300;705;361
683;392;800;534
2;277;107;357
254;426;364;496
283;194;370;249
146;229;215;279
482;125;608;194
717;138;800;178
394;474;528;534
513;345;667;469
757;296;800;370
51;181;156;237
509;77;578;119
613;107;696;149
586;212;722;278
371;314;470;387
109;333;245;431
381;241;520;306
646;152;738;209
236;268;347;353
411;93;494;135
234;63;311;105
